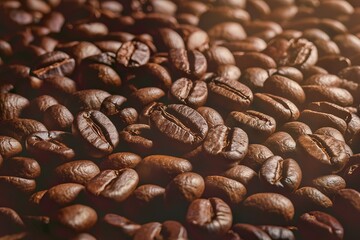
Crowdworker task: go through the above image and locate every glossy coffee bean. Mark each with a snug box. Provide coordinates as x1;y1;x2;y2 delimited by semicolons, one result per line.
133;221;188;240
43;104;74;131
222;165;259;191
259;225;295;240
298;211;343;240
310;175;346;197
72;110;119;158
68;89;110;114
0;207;25;236
293;187;333;214
98;214;141;240
186;197;232;240
281;121;312;140
99;152;142;170
0;118;47;142
241;144;274;171
116;41;150;68
225;224;271;240
53;160;100;185
333;189;360;232
264;132;297;158
0;157;40;179
169;78;208;108
196;106;224;129
0;136;22;159
119;124;155;155
0;93;29;121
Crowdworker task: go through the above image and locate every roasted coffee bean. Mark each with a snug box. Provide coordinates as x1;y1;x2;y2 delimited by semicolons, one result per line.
99;152;142;171
302;85;353;107
222;165;258;192
116;41;150;68
264;132;297;158
168;49;207;79
0;136;22;159
100;95;127;117
310;175;346;196
259;156;302;193
134;63;172;91
205;46;235;71
296;134;350;176
240;67;273;91
98;214;141;240
129;87;165;109
119;124;155;155
259;225;295;240
216;64;241;81
68;89;111;114
293;187;333;214
165;172;205;206
186;197;232;240
342;154;360;191
203;175;247;206
26;131;76;163
333;189;360;232
234;52;277;71
281;121;312;140
225;224;271;240
314;127;345;142
207;75;253;112
202;125;248;168
0;157;41;179
226;110;276;143
298;211;343;240
241;193;294;225
273;66;303;83
86;168;139;203
0;208;25;236
72;110;119;158
32;51;75;79
133;221;188;240
0;118;47;142
123;184;166;223
150;104;208;152
39;76;77;103
0;93;29;121
136;155;192;186
25;95;59;120
51;204;97;235
169;78;207;108
241;144;274;171
221;37;267;53
253;93;300;124
196;106;224;129
152;28;185;52
263;75;305;106
43;104;74;131
54;160;100;185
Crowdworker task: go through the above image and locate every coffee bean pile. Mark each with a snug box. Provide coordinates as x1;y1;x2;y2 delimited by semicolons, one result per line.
0;0;360;239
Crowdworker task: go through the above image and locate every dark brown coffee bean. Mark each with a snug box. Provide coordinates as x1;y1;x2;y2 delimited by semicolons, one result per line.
310;175;346;196
338;66;360;84
168;49;207;79
259;225;295;240
302;85;353;107
298;211;343;240
204;175;247;206
150;104;208;152
225;223;271;240
296;134;350;176
25;95;59;120
226;110;276;143
116;41;150;68
0;208;25;236
169;78;207;108
136;155;192;186
234;52;277;71
134;221;188;240
263;75;305;106
43;104;74;131
342;154;360;192
264;132;297;158
216;64;241;81
259;156;302;193
207;75;253;112
100;95;127;117
51;204;97;234
175;25;209;51
129;87;165;109
281;121;312;140
208;22;247;42
119;124;155;155
316;55;351;74
32;51;75;79
40;183;85;213
314;127;345;142
222;165;259;193
333;34;360;58
0;93;29;121
58;41;101;65
26;131;76;164
274;66;304;83
293;187;333;214
152;28;185;52
241;193;294;225
0;118;47;142
196;106;224;129
253;93;300;124
99;214;141;240
99;152;142;171
240;67;273;91
135;63;172;90
0;176;36;199
0;136;22;159
202;124;248;168
39;76;77;103
221;37;267;53
241;144;274;171
54;160;100;185
68;89;111;114
72;110;119;158
186;197;232;240
1;157;40;179
86;168;139;203
205;46;235;70
333;189;360;232
123;184;166;223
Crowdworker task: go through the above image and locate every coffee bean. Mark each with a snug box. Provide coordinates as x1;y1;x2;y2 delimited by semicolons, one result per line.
259;225;295;240
25;95;59;120
205;46;235;70
314;127;345;142
186;197;232;240
39;76;77;103
72;110;119;158
259;156;302;193
119;124;155;155
1;156;40;179
196;106;224;129
116;41;150;68
0;208;25;236
54;160;100;185
241;144;274;171
133;221;188;240
240;67;273;91
225;224;271;240
168;49;207;79
202;124;248;168
68;89;111;114
86;168;139;203
226;110;276;143
241;193;294;225
302;85;353;107
0;93;29;121
281;121;312;140
234;52;277;70
264;132;297;158
136;155;192;186
310;174;346;196
0;136;22;159
98;214;141;240
150;104;208;152
169;78;208;108
100;95;127;117
293;187;333;214
0;118;47;142
342;154;360;192
207;75;253;112
333;189;360;232
99;152;142;170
